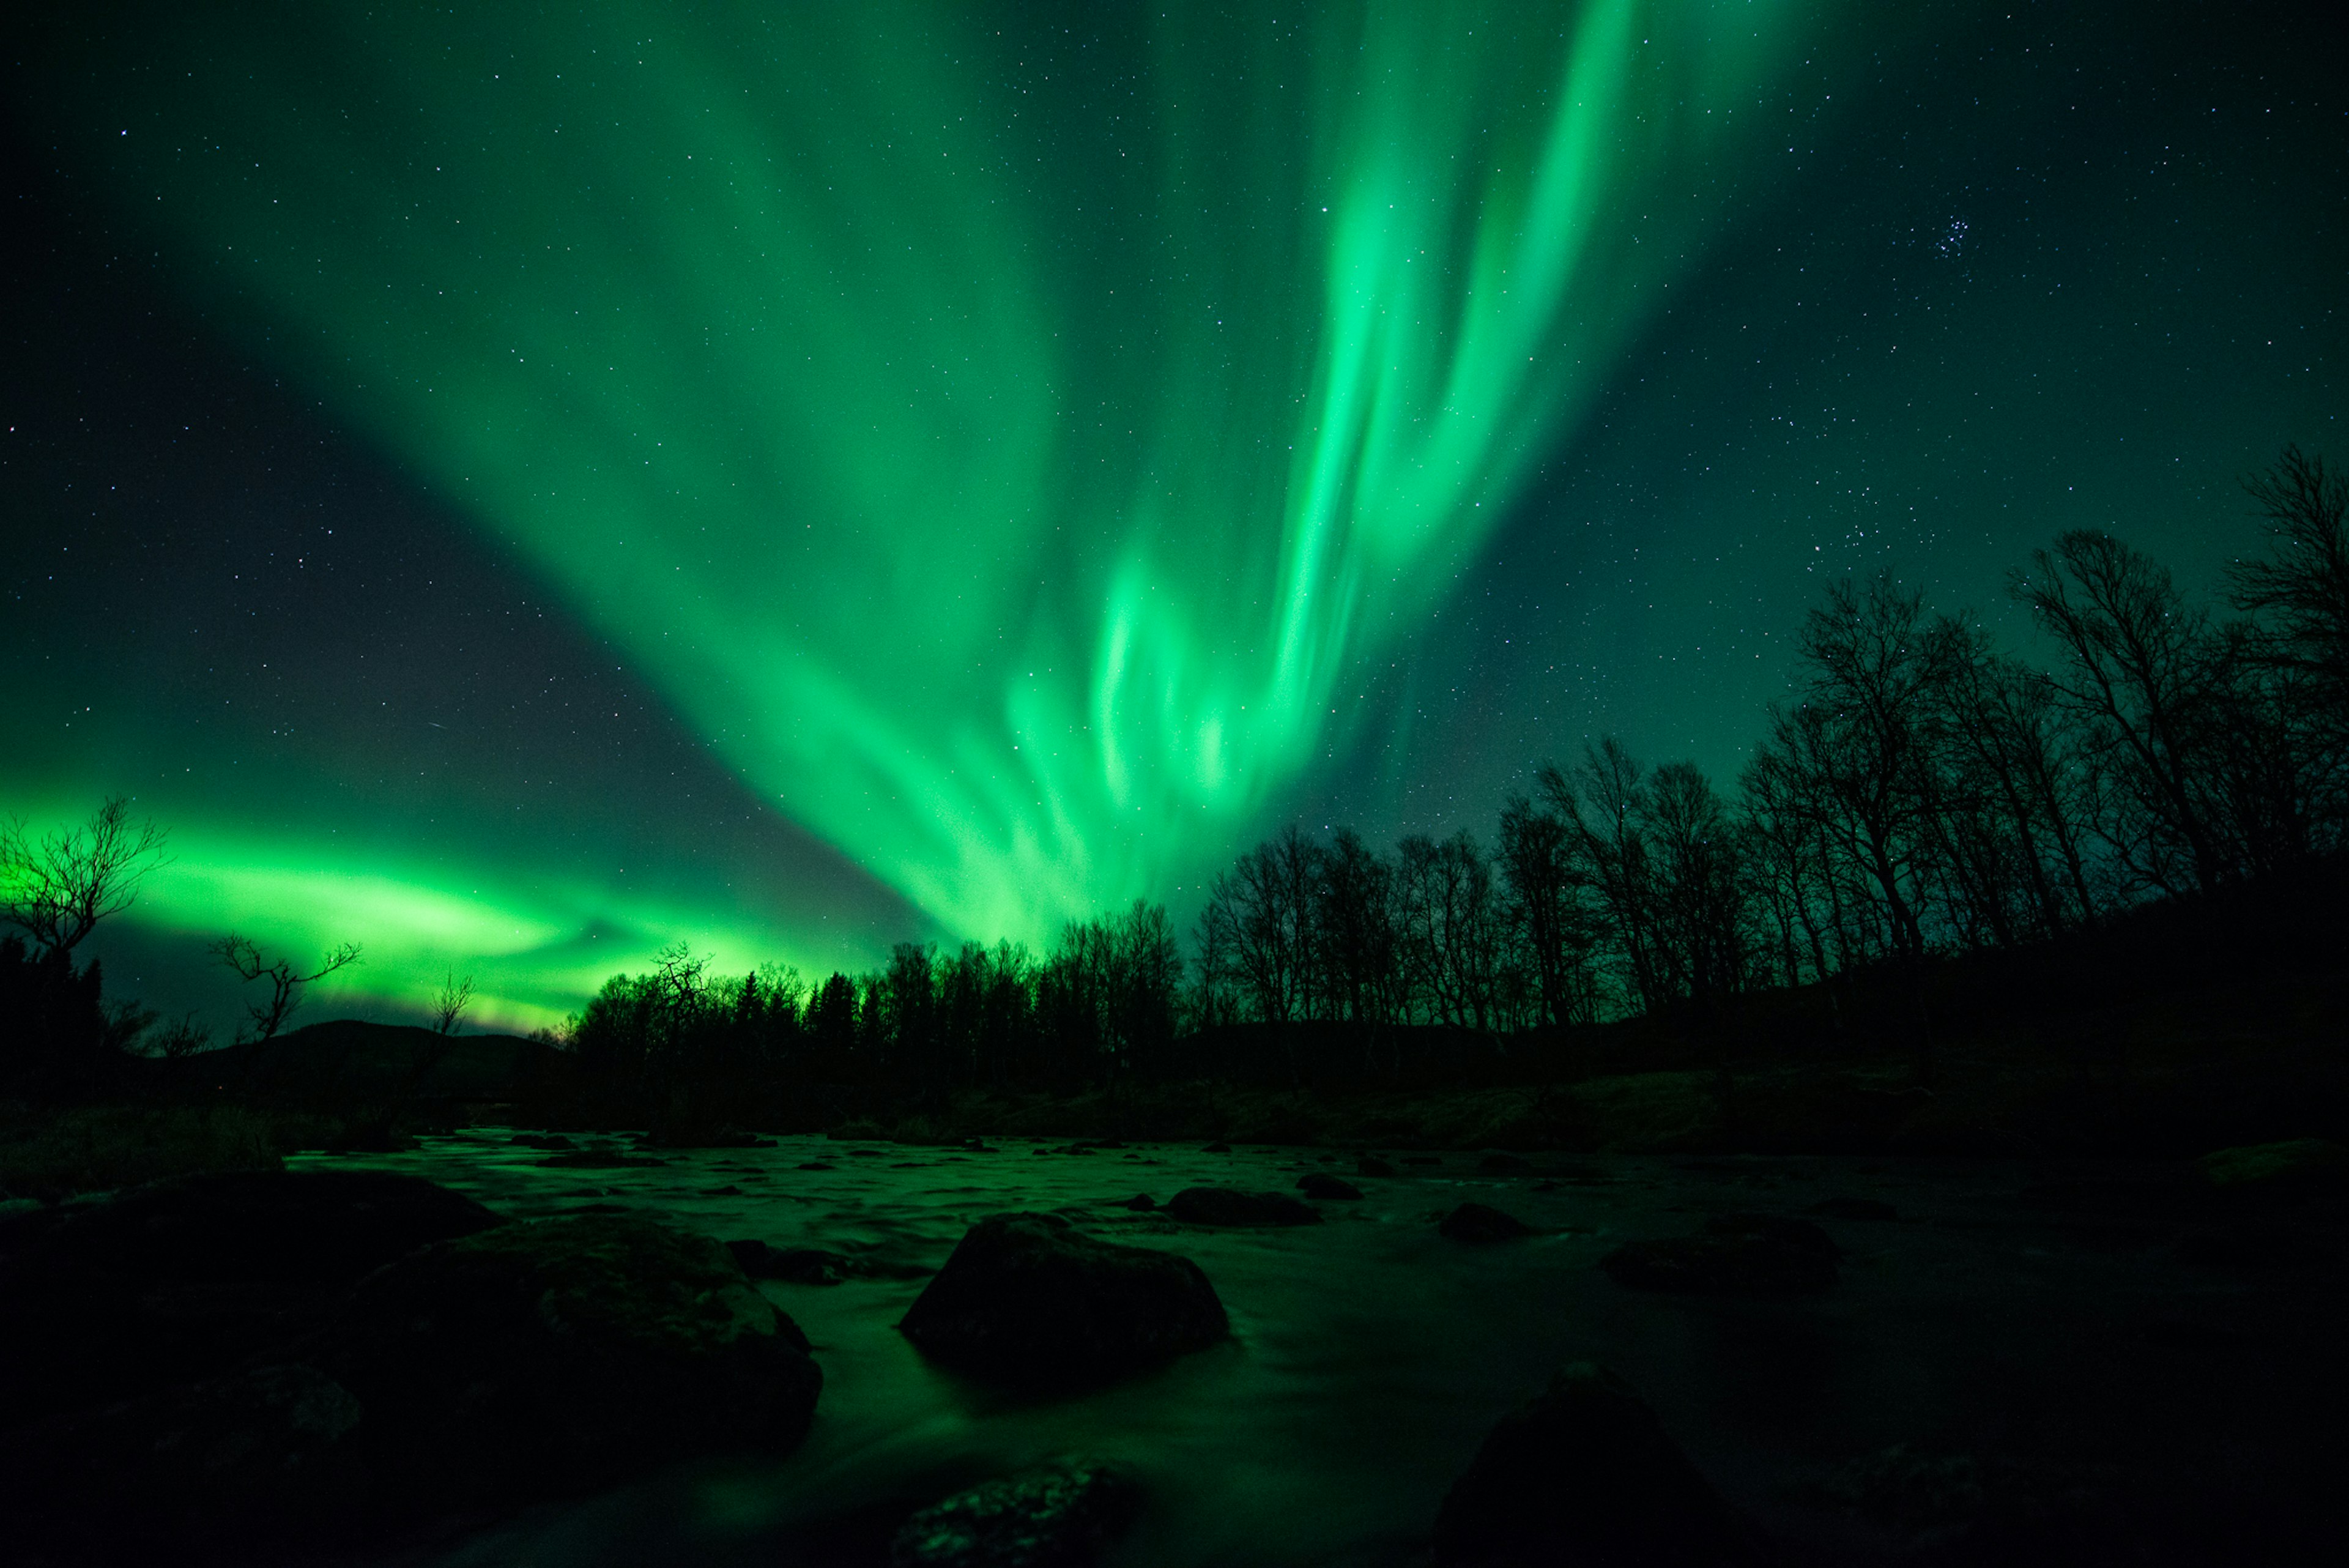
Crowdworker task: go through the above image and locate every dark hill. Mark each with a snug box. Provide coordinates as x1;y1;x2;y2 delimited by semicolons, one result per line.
167;1020;570;1109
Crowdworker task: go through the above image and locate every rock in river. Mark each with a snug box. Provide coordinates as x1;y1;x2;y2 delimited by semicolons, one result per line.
1166;1187;1323;1227
898;1213;1228;1388
1433;1362;1765;1567
0;1168;505;1426
891;1458;1142;1567
1297;1172;1365;1200
293;1213;821;1497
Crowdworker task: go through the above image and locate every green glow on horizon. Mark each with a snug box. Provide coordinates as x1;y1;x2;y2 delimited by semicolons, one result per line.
35;1;1842;988
7;799;811;1030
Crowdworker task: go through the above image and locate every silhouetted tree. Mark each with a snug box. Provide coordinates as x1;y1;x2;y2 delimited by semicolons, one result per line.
2013;533;2230;895
0;797;169;962
429;970;475;1035
1496;795;1595;1028
212;934;362;1043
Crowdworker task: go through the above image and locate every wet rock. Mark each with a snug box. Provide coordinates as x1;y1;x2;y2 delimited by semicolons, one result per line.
1298;1173;1365;1200
1601;1213;1839;1295
1111;1194;1157;1211
2200;1139;2349;1199
729;1239;854;1289
701;1184;745;1196
0;1361;372;1551
1479;1154;1533;1176
0;1169;505;1426
897;1213;1228;1388
1405;1155;1443;1166
1441;1202;1536;1243
510;1132;576;1150
891;1458;1143;1568
1201;1140;1233;1153
1358;1156;1400;1178
1433;1362;1764;1567
1166;1187;1323;1227
1811;1196;1899;1221
3;1211;820;1551
298;1214;822;1502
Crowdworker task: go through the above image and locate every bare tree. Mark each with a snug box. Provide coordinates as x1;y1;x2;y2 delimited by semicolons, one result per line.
0;797;169;960
430;970;475;1035
2233;445;2349;717
1543;739;1665;1013
1642;762;1750;1008
146;1012;213;1060
213;935;363;1042
2013;533;2228;893
1496;794;1594;1027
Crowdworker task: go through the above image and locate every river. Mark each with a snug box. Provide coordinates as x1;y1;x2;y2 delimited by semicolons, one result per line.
293;1132;2329;1566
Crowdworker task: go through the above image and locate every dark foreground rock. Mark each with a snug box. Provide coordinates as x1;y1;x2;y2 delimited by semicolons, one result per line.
1433;1362;1765;1567
891;1458;1143;1567
899;1213;1228;1388
1;1210;821;1558
1166;1186;1323;1227
1298;1172;1365;1200
1440;1202;1536;1243
1601;1213;1839;1295
0;1169;505;1426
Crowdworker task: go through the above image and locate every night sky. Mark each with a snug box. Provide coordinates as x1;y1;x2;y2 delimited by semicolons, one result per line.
4;1;2339;1032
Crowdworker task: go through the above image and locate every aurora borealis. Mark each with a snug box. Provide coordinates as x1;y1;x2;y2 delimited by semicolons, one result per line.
4;2;2340;1030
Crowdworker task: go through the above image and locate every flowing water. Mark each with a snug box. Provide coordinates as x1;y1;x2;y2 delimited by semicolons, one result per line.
292;1134;2329;1566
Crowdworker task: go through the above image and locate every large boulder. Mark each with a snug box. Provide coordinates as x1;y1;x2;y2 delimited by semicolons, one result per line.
1601;1213;1839;1296
1;1203;820;1555
1433;1363;1765;1567
294;1213;820;1503
898;1213;1228;1388
1;1362;373;1548
891;1458;1142;1567
1297;1172;1365;1200
1165;1187;1323;1227
0;1169;505;1425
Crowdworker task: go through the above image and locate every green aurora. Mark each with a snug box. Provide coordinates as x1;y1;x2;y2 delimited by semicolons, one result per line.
5;1;2338;1028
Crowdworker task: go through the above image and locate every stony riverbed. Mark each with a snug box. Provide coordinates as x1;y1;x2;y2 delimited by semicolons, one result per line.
291;1132;2340;1566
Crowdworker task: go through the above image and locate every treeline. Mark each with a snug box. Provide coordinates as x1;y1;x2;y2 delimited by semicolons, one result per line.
1197;447;2349;1030
563;447;2348;1113
567;901;1186;1123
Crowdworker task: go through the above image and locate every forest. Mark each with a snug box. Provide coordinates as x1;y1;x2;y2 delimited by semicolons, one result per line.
5;448;2345;1126
531;448;2349;1120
